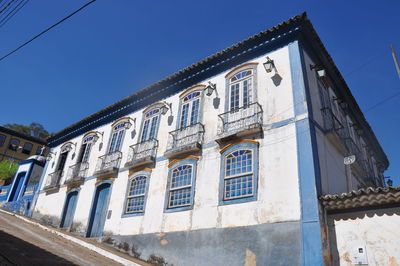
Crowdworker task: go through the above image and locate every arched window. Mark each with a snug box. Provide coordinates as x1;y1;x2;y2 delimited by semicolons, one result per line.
140;106;161;142
165;157;198;212
78;134;95;163
124;171;150;215
220;141;258;204
225;63;258;111
179;90;202;128
108;122;126;153
225;149;253;199
229;69;254;110
22;142;33;155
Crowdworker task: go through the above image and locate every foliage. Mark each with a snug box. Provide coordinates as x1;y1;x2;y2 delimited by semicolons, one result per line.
0;160;18;179
3;122;49;139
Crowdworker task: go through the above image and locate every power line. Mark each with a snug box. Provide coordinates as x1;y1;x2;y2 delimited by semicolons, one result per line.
365;89;400;112
0;0;28;28
0;0;96;62
0;0;16;15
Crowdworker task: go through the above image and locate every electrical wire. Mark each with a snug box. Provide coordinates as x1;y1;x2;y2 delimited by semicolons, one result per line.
365;90;400;112
0;0;16;15
0;0;28;28
0;0;96;62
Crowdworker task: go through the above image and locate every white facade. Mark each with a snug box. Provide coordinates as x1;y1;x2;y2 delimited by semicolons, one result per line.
35;46;303;235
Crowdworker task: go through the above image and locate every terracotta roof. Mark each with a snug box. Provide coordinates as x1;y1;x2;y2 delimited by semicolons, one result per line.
320;187;400;211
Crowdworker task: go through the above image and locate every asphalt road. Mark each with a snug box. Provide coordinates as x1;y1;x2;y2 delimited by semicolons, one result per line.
0;211;124;266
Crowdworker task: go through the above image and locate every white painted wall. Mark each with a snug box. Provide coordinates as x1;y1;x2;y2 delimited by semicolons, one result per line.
34;45;302;236
329;208;400;266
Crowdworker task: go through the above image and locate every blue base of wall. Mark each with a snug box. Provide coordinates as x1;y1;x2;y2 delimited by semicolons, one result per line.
99;221;301;266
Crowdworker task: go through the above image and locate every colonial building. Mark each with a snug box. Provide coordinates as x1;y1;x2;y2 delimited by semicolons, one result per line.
32;13;388;265
0;126;48;163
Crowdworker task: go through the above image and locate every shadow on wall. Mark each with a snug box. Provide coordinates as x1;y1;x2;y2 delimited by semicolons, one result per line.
0;230;77;265
326;206;400;265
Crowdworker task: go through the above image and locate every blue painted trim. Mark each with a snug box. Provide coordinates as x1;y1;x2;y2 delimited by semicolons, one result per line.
289;40;323;266
164;158;198;213
0;185;11;202
269;117;295;129
85;179;114;237
17;163;34;202
121;170;151;218
218;142;259;206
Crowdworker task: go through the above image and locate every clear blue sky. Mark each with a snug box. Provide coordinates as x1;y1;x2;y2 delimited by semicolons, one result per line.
1;0;399;185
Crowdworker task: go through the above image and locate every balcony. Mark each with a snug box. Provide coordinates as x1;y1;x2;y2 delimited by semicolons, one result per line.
65;162;89;185
165;123;205;158
94;151;122;177
216;102;263;143
43;170;63;190
125;139;158;168
321;107;349;139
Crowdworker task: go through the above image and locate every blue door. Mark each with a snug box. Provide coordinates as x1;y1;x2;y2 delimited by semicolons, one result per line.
8;172;26;202
60;191;78;228
87;183;111;237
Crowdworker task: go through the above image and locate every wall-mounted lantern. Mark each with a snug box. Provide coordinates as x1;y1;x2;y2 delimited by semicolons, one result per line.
204;81;218;97
263;56;278;74
161;102;172;115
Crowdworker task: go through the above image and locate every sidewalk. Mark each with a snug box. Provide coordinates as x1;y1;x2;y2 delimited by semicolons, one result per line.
0;209;150;266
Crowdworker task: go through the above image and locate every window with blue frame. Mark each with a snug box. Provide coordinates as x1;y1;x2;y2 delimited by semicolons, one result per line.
166;159;197;211
179;91;201;129
125;174;149;214
140;108;160;142
108;123;125;153
220;141;258;204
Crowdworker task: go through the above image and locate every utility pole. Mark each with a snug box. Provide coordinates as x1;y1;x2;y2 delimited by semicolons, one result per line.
391;45;400;78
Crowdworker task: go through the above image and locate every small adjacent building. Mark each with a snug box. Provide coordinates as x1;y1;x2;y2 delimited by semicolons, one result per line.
31;13;389;265
321;187;400;265
0;155;46;216
0;126;48;163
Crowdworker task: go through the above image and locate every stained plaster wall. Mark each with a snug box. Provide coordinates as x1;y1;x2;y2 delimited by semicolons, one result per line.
328;207;400;266
33;46;302;237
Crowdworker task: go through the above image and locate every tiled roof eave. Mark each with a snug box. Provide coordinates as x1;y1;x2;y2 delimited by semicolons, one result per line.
320;187;400;211
46;13;307;146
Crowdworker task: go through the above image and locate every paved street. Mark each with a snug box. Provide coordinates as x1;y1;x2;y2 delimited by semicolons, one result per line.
0;211;125;266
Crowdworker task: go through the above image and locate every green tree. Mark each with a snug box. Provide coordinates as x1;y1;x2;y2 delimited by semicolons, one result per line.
4;122;49;138
0;160;18;180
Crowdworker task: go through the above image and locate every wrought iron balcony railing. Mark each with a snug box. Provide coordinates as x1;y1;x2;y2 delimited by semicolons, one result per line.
216;102;263;142
125;139;158;168
321;107;349;141
65;162;89;185
94;151;122;176
43;170;63;190
165;123;205;158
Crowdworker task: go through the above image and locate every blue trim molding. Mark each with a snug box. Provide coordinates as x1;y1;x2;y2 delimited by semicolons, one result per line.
289;40;323;265
218;141;259;206
164;158;198;213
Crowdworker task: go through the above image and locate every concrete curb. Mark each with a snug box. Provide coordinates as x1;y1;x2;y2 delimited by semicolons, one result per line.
0;209;141;266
